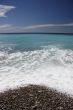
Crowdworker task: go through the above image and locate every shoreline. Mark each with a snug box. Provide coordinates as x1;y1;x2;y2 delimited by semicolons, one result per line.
0;85;73;110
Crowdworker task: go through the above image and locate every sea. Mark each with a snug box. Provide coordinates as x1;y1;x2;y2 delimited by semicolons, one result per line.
0;34;73;96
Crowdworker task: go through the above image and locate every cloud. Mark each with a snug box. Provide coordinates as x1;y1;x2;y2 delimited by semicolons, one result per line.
0;23;73;30
0;23;73;33
0;5;15;17
0;24;12;29
23;23;73;30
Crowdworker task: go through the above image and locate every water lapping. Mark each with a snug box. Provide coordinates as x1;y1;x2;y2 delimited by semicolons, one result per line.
0;46;73;96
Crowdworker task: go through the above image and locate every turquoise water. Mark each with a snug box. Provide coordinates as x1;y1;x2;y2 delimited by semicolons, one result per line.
0;34;73;96
0;34;73;51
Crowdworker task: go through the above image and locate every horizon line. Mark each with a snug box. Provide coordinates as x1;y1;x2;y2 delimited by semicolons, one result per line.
0;32;73;35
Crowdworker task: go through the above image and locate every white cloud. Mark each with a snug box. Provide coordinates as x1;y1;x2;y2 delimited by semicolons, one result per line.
0;23;73;33
0;24;12;29
0;23;73;30
23;23;73;30
0;5;15;17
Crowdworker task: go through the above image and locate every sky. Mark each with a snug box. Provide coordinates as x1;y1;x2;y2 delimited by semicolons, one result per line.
0;0;73;33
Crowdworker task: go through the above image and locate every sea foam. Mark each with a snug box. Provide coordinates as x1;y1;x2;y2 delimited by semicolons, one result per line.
0;47;73;96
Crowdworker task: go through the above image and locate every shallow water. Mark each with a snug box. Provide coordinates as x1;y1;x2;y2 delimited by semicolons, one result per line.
0;34;73;96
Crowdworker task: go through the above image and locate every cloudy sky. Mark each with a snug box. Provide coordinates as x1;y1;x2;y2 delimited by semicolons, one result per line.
0;0;73;33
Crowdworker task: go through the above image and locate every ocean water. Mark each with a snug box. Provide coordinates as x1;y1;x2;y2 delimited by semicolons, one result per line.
0;34;73;96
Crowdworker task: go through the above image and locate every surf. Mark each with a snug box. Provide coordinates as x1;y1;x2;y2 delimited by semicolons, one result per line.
0;46;73;96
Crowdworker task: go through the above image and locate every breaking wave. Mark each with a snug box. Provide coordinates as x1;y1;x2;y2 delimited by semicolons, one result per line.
0;46;73;96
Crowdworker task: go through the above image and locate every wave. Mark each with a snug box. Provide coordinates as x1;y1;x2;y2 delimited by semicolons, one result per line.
0;46;73;96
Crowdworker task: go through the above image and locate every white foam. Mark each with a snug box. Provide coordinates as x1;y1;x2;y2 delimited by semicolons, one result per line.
0;47;73;96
